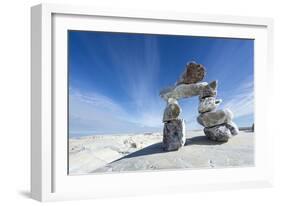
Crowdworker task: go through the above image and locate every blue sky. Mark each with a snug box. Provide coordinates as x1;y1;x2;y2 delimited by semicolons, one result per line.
68;31;254;138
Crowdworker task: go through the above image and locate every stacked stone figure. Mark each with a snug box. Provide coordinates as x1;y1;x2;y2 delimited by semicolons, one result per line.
160;61;239;151
197;81;239;142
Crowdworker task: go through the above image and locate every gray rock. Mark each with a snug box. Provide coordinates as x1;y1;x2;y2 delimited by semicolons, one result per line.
160;82;208;101
198;97;222;113
204;124;231;142
199;80;218;99
197;109;233;128
163;119;186;151
163;98;181;122
176;62;206;85
225;121;239;136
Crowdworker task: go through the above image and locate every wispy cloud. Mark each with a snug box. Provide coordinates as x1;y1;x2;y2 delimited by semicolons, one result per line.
69;87;163;137
70;88;126;117
221;77;254;119
70;36;166;136
104;36;165;127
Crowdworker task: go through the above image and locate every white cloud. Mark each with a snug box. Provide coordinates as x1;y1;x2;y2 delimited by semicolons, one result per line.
70;88;126;117
69;88;163;137
69;37;167;137
221;78;254;119
103;37;165;127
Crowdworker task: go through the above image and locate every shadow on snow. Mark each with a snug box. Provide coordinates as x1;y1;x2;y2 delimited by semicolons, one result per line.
110;135;224;163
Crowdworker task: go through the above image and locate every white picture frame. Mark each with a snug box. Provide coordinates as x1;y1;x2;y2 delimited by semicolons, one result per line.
31;3;274;202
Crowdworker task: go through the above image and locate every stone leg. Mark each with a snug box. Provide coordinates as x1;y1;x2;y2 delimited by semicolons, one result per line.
204;124;231;142
163;119;186;151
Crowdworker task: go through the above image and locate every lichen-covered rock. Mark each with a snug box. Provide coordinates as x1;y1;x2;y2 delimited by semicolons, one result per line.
197;109;233;128
176;62;206;85
160;82;208;101
163;98;181;122
199;80;218;99
225;121;239;136
204;125;231;142
198;97;222;113
163;119;186;151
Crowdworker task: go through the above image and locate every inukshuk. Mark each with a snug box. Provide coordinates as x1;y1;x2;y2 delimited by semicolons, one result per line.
160;61;239;151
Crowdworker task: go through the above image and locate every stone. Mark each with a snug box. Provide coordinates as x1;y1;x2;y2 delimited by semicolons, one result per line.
225;121;239;136
197;109;233;128
176;61;206;85
204;124;231;142
163;98;181;122
199;80;218;99
160;82;208;101
198;97;222;113
163;119;186;151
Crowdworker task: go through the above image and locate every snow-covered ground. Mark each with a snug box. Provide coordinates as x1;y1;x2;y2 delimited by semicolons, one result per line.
69;130;254;175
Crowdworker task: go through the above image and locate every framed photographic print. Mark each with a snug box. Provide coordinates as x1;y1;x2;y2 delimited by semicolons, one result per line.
31;3;274;201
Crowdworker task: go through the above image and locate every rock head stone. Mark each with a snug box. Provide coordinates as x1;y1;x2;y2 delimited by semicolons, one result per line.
176;62;206;85
163;119;186;151
204;124;231;142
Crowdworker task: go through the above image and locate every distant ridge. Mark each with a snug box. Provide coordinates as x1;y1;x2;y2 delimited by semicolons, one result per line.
238;127;253;131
